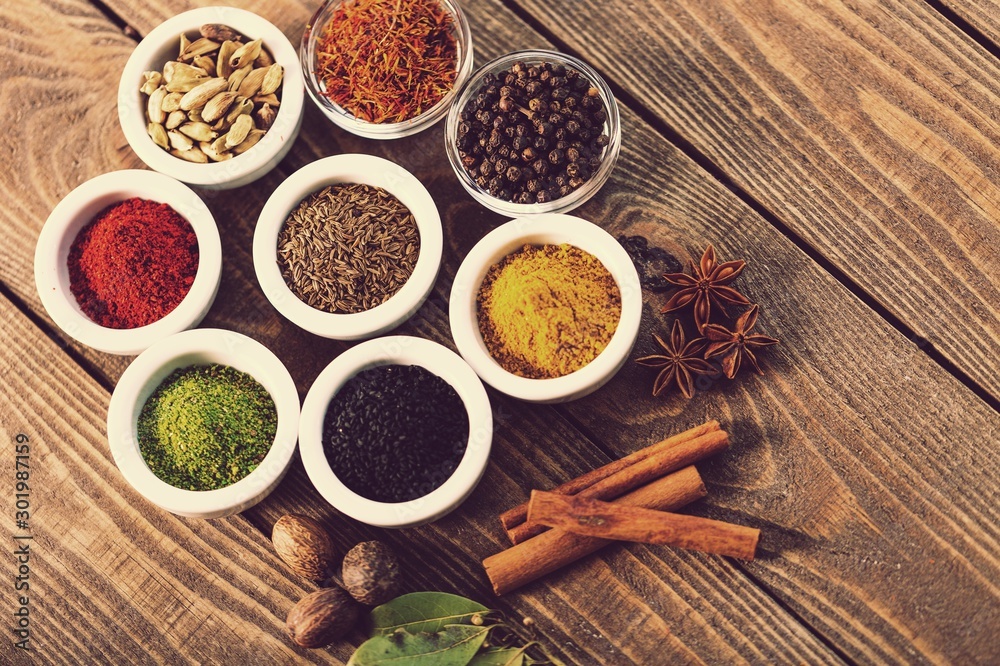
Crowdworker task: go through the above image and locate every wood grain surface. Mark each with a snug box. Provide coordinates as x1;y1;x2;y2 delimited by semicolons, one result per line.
509;0;1000;399
1;0;998;664
941;0;1000;45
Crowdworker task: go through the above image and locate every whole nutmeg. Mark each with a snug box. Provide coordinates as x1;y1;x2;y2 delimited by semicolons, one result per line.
272;514;337;582
286;586;359;648
341;541;402;606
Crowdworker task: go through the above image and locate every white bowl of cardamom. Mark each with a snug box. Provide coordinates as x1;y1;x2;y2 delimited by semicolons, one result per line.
118;6;304;189
449;214;642;403
252;154;443;340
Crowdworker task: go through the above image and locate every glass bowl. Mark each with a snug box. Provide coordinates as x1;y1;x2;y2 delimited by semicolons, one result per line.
444;49;622;216
300;0;474;139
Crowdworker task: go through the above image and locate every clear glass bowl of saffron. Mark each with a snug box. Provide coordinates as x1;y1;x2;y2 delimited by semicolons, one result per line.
298;336;492;528
444;50;622;216
300;0;475;139
34;170;222;355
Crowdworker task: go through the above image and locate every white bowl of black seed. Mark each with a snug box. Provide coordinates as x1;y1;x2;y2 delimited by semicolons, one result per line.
298;335;492;528
445;49;621;216
252;154;443;340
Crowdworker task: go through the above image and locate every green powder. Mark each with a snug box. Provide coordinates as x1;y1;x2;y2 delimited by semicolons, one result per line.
137;363;278;491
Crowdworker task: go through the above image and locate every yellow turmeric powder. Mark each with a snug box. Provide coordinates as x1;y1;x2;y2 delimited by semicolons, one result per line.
477;243;622;378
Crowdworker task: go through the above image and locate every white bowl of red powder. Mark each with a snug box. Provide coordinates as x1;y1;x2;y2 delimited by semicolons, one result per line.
34;170;222;355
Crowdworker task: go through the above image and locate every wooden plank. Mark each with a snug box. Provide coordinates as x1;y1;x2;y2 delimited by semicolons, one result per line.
4;0;997;664
0;290;840;665
0;2;850;663
0;295;354;664
940;0;1000;46
508;0;1000;398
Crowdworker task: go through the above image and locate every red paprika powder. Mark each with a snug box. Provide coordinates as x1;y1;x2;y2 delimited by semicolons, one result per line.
68;197;199;329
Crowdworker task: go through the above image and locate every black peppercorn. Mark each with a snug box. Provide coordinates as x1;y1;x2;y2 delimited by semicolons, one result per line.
455;59;610;204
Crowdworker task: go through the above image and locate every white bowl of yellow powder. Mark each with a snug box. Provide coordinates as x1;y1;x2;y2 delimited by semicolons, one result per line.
449;214;641;403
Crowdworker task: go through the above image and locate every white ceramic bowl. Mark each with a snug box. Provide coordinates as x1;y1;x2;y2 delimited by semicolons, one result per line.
300;0;474;139
106;328;300;519
299;335;492;528
34;170;222;355
444;50;621;216
118;6;305;189
449;213;641;403
253;154;443;340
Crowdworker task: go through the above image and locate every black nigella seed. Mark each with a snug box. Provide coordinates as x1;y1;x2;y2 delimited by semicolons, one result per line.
322;365;469;504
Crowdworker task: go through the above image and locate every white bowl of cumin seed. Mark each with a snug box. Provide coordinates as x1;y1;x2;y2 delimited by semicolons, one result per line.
253;154;443;339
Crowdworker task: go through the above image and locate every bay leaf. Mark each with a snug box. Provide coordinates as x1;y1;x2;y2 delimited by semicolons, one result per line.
371;592;490;636
348;625;488;666
468;647;525;666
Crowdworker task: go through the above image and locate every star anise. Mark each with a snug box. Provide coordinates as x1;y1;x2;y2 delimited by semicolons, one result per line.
661;244;750;330
635;320;715;398
703;304;779;379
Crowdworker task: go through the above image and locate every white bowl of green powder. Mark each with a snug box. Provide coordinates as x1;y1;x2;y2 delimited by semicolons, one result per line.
253;154;443;340
449;213;642;403
107;328;300;518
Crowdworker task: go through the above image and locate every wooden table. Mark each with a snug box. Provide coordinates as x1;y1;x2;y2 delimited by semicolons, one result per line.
2;0;998;663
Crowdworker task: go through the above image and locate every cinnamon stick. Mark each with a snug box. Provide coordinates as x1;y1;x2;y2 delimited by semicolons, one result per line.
499;420;720;531
483;466;707;596
506;428;729;544
527;491;759;561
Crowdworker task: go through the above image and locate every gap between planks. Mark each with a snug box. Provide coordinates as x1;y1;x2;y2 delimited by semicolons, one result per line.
499;0;1000;415
922;0;1000;62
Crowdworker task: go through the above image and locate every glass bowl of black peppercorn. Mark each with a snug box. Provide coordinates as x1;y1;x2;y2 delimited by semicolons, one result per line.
445;50;621;215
